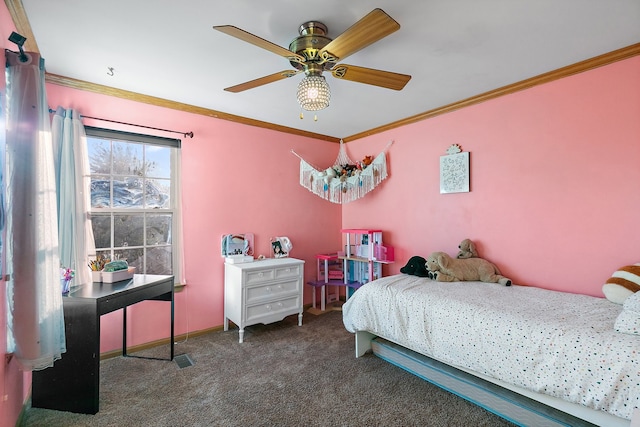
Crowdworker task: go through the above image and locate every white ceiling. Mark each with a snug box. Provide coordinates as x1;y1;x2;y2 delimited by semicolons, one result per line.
18;0;640;139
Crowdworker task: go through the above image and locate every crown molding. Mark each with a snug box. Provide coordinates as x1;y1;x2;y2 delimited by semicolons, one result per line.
343;42;640;142
6;0;639;143
44;73;341;143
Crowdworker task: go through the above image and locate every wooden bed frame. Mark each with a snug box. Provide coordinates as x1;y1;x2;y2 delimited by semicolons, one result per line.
355;331;630;427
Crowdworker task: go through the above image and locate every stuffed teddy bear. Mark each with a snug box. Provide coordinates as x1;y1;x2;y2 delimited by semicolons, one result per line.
361;155;374;167
602;263;640;304
400;256;429;277
456;238;478;259
426;251;512;286
316;167;338;185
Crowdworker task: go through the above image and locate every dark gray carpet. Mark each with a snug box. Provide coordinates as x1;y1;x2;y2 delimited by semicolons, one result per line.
23;310;515;426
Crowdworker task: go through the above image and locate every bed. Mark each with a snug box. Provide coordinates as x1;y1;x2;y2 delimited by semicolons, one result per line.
342;274;640;427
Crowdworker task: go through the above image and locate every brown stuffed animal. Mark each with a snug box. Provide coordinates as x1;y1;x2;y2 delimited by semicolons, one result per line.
426;251;512;286
456;238;478;259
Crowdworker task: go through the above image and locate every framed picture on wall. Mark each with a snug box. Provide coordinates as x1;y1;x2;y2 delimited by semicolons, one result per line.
440;150;470;194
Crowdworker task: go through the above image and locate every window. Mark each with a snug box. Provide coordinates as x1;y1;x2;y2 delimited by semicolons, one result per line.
86;127;181;278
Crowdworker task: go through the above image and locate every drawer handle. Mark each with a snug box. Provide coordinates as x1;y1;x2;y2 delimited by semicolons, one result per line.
265;304;271;310
285;268;291;272
277;302;283;307
258;272;264;277
265;287;271;292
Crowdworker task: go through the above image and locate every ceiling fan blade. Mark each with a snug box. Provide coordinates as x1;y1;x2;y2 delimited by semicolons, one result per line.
213;25;305;64
224;70;301;93
330;64;411;90
320;9;400;62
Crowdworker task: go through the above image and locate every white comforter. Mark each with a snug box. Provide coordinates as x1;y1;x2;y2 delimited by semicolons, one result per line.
342;274;640;420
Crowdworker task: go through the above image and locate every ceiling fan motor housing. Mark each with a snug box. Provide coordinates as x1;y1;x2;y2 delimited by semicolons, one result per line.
289;21;336;73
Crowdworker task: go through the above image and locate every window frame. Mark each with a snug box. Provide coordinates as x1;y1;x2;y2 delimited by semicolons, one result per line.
85;126;181;283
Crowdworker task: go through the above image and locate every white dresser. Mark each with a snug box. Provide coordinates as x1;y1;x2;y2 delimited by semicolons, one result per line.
224;257;305;343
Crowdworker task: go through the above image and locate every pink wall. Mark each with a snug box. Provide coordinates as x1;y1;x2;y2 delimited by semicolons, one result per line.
343;56;640;296
44;83;343;348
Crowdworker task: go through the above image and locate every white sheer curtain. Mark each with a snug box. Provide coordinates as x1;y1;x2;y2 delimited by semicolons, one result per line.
175;148;187;284
5;51;66;370
51;107;95;286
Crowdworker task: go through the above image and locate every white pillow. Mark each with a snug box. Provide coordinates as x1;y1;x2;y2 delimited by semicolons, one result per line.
624;290;640;312
614;292;640;335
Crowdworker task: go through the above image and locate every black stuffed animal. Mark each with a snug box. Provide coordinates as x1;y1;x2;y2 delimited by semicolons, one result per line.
400;256;429;277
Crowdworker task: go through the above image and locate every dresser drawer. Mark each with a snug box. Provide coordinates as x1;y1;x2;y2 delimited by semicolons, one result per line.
246;279;300;304
244;269;275;284
244;263;301;285
274;264;302;280
245;295;300;324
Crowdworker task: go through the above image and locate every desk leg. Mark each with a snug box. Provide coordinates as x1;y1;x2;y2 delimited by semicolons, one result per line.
170;291;174;360
123;306;128;356
122;290;173;361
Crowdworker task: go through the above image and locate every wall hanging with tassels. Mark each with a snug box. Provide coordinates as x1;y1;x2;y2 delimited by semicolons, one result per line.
292;140;393;204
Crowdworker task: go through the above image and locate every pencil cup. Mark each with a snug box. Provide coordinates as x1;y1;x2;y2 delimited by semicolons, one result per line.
91;270;102;283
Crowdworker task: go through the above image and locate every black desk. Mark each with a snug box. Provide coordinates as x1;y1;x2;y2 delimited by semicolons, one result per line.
32;274;174;414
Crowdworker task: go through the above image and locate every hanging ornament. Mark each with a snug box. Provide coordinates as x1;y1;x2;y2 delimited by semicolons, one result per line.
291;140;394;204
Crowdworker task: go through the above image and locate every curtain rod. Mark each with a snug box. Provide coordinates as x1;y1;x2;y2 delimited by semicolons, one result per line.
82;115;194;138
49;108;194;138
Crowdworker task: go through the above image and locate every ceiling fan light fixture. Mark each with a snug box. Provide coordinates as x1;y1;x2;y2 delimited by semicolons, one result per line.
297;75;330;111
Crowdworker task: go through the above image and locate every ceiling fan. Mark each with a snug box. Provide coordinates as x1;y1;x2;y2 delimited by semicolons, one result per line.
213;8;411;111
